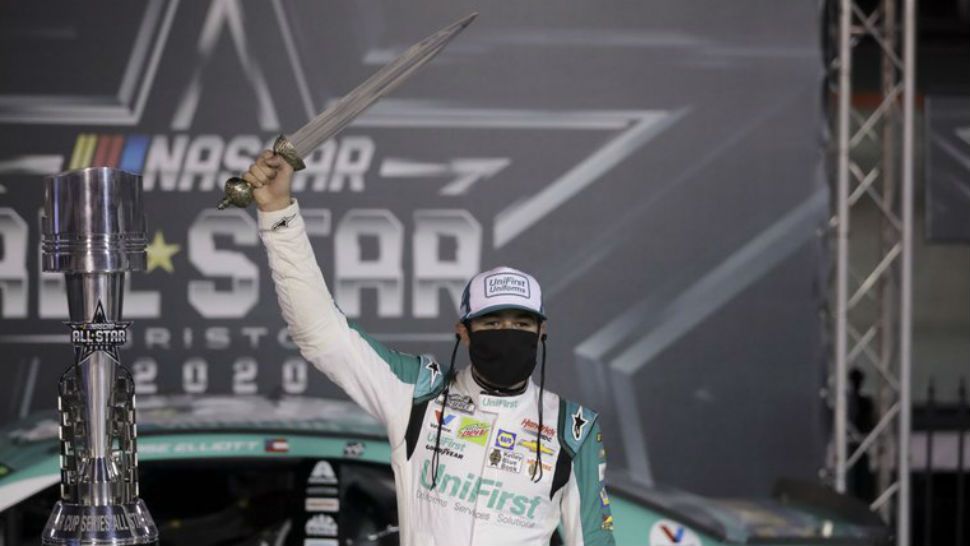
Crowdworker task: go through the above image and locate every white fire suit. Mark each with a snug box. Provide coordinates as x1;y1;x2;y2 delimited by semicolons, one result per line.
257;199;616;546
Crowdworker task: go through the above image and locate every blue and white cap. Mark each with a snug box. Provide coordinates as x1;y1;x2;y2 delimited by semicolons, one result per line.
459;266;545;321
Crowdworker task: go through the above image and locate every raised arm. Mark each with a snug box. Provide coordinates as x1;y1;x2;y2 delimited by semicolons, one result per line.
246;151;440;445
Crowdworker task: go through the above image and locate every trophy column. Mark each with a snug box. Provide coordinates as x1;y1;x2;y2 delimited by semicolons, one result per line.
40;167;159;545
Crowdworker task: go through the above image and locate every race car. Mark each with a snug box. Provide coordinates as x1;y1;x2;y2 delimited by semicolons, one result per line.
0;395;888;546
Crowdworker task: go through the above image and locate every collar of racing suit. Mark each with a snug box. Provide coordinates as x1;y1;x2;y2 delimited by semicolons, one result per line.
453;365;538;411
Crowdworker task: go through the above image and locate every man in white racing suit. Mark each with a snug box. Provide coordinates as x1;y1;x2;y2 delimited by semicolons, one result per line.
244;151;615;545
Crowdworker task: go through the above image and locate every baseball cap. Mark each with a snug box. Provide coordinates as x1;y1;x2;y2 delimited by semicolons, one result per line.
459;266;545;321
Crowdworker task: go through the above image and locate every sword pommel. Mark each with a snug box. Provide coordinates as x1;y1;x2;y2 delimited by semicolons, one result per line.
217;177;253;210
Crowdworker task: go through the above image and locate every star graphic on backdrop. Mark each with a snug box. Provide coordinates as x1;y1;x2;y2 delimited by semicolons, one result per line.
146;230;180;273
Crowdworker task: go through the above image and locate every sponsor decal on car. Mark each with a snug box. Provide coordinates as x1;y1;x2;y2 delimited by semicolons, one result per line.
601;514;614;532
494;429;517;450
305;486;339;496
487;448;524;473
649;520;702;546
599;462;606;481
457;417;490;446
305;514;338;537
264;438;289;453
139;439;261;455
308;461;338;485
8;419;60;443
599;487;610;507
303;539;338;546
343;441;365;458
305;497;340;513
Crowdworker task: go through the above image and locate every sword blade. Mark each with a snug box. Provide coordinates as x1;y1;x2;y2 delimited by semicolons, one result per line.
288;12;477;157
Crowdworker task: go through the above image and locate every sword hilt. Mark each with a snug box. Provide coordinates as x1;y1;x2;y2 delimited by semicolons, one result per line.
272;135;307;172
216;135;306;209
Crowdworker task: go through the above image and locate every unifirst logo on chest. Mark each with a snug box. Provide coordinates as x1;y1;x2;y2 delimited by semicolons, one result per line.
418;460;542;519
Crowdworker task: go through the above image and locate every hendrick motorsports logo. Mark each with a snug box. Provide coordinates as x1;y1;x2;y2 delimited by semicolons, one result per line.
305;514;338;537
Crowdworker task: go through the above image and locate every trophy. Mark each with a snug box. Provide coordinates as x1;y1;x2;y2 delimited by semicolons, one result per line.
40;167;158;545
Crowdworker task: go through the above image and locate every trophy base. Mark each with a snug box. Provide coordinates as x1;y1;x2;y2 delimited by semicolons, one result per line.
42;499;159;545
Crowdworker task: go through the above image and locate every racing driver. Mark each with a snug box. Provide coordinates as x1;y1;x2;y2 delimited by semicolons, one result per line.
244;150;615;545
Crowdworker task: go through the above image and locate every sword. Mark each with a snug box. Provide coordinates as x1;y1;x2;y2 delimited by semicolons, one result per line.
217;12;477;209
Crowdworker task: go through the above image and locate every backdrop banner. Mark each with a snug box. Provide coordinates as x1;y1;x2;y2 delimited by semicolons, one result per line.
925;96;970;242
0;0;825;496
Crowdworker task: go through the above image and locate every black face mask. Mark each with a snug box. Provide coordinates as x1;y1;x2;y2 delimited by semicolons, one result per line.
468;329;539;388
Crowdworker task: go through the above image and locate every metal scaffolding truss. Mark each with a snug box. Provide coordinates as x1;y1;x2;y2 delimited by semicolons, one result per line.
825;0;915;545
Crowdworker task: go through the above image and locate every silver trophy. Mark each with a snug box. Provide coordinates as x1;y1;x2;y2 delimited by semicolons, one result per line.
40;167;158;545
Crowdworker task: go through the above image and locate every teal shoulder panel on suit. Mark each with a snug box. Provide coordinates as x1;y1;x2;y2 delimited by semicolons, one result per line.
413;354;449;402
558;398;598;458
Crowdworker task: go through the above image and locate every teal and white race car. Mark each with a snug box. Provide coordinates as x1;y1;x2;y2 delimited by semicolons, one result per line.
0;396;888;546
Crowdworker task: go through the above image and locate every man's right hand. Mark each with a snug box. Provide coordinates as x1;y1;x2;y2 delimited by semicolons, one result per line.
243;150;295;212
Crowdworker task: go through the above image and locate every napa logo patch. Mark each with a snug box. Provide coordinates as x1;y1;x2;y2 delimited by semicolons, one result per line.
495;429;517;450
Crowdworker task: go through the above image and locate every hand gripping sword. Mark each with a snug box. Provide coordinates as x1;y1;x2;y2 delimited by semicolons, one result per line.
217;12;477;209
